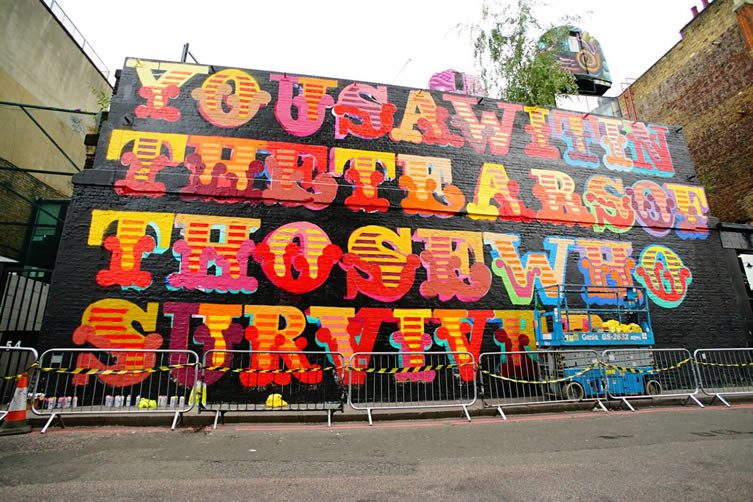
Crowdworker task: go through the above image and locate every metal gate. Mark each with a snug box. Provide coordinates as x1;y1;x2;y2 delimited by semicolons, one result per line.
0;265;52;347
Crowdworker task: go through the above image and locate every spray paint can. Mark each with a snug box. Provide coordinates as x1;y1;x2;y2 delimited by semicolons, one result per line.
125;394;132;408
72;396;78;408
169;396;177;409
105;395;114;407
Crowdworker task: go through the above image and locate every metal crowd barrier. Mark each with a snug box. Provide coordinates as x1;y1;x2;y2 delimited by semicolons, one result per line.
32;348;199;433
694;348;753;406
347;351;477;425
478;350;607;419
601;348;702;411
200;350;346;428
1;346;38;422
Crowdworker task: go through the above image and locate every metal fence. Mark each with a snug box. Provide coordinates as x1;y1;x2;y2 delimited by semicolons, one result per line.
478;350;607;419
200;350;346;428
347;351;477;425
1;346;38;422
0;266;52;347
601;348;702;411
5;345;751;431
694;348;753;406
32;348;199;433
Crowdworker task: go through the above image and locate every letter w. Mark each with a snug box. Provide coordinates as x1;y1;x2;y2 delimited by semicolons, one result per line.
484;234;574;305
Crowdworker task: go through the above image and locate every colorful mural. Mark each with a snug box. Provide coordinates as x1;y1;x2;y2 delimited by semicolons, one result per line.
40;58;741;395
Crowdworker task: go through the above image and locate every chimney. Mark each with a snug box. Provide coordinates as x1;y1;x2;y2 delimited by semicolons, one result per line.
701;0;709;7
691;5;699;17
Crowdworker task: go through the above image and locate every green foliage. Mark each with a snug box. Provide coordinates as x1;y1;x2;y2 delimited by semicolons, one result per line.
470;0;579;106
89;85;112;112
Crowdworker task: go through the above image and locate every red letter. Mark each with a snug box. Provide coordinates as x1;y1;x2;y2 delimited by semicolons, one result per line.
333;83;396;140
341;225;419;302
88;210;175;289
243;306;320;386
271;74;337;137
444;95;520;155
127;58;208;122
71;300;163;388
253;222;341;294
530;169;594;227
331;148;395;212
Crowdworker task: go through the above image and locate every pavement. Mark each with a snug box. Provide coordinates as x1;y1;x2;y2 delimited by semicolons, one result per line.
1;404;752;500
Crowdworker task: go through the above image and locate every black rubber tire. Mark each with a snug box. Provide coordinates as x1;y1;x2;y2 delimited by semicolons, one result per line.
645;379;662;396
564;381;586;401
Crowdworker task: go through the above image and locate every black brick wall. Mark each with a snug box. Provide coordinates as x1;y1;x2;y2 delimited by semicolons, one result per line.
40;59;752;363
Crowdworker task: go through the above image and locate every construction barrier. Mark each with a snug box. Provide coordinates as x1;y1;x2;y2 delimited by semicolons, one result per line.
478;350;607;419
0;345;748;431
347;351;477;425
31;348;199;433
0;346;37;423
601;348;702;411
694;348;753;406
200;350;346;428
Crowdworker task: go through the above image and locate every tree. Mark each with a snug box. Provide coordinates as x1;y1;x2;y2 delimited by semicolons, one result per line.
470;0;579;106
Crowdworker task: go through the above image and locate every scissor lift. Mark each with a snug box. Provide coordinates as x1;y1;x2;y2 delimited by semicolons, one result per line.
533;284;661;401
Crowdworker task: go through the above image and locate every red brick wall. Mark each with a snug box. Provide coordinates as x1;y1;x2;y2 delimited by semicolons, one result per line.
619;0;753;222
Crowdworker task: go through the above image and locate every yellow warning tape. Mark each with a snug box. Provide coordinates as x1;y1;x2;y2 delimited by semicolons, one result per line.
695;361;753;368
601;358;692;374
10;362;473;379
205;366;337;374
35;363;190;376
4;357;716;381
481;363;599;384
1;374;26;381
350;362;475;374
204;362;475;374
1;362;39;380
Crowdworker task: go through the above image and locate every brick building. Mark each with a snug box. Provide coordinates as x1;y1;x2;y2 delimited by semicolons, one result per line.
35;53;753;407
618;0;753;336
0;0;111;267
0;0;111;345
618;0;753;224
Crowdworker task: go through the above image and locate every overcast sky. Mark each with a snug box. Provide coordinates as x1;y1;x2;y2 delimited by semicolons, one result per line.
57;0;700;97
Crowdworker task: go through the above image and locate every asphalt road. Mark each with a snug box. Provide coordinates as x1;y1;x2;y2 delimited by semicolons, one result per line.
1;406;752;501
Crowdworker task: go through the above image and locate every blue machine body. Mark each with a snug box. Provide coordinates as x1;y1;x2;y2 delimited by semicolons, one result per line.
534;285;655;348
534;285;657;397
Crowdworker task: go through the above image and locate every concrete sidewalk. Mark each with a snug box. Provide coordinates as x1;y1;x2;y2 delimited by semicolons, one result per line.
1;406;752;500
23;395;727;430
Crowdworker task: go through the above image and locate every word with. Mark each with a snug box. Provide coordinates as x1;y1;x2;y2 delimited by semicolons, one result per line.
73;300;607;386
106;130;709;239
88;210;694;308
125;59;677;178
